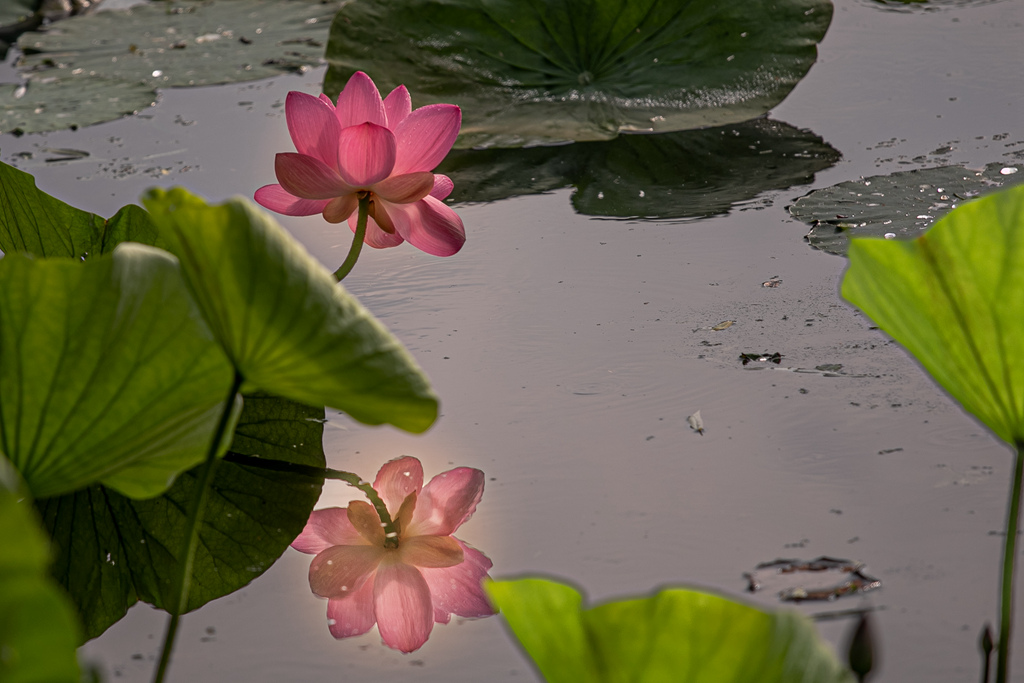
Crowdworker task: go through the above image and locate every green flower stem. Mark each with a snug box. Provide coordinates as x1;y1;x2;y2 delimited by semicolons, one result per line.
153;370;243;683
997;443;1024;683
221;453;399;547
333;194;369;281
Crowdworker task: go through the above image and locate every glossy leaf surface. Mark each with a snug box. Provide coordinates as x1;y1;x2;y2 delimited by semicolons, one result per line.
842;185;1024;444
144;188;438;433
324;0;833;148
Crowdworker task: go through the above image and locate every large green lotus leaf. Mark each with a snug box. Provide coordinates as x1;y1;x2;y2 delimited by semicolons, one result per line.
0;459;80;683
324;0;833;148
37;393;326;640
0;243;236;499
0;0;337;134
791;162;1024;256
842;185;1024;445
143;187;438;434
487;578;853;683
0;160;164;257
439;119;839;218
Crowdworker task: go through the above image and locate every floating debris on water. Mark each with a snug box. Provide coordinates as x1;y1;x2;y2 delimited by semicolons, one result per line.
744;556;882;602
687;410;704;435
740;351;783;365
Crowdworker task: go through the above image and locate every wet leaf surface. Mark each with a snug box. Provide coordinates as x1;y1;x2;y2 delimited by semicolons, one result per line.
0;0;339;133
439;118;839;219
790;161;1024;256
325;0;832;148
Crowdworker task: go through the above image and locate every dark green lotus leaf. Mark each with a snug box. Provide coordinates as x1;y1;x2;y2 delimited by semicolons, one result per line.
487;577;854;683
0;0;338;134
324;0;833;148
143;187;438;434
842;185;1024;446
439;119;839;218
37;393;326;640
0;160;164;257
0;459;80;683
790;161;1024;256
0;244;236;499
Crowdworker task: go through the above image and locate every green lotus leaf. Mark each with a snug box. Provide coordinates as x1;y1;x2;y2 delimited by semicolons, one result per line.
37;393;326;640
0;159;164;257
790;161;1024;256
0;243;237;499
0;0;338;134
842;185;1024;445
0;459;80;683
487;577;853;682
143;187;438;434
439;119;839;218
324;0;833;148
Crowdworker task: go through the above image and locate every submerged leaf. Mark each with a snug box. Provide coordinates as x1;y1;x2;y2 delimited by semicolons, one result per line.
842;185;1024;444
0;159;164;257
0;243;236;499
791;161;1024;256
487;577;853;682
37;393;326;640
143;187;438;434
325;0;833;148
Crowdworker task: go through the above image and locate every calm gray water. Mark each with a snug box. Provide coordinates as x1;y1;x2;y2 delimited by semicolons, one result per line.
4;0;1024;680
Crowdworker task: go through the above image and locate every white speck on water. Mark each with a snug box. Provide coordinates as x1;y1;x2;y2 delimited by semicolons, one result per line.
597;192;604;199
726;55;735;62
916;215;931;219
1001;167;1019;175
152;70;162;77
639;190;645;198
884;233;896;239
327;619;337;626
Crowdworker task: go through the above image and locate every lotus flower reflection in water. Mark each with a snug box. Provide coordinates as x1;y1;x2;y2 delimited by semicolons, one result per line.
255;71;466;256
291;456;494;652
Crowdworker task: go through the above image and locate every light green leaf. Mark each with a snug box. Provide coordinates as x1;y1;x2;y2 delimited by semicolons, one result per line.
1;0;339;134
37;393;326;640
324;0;833;148
0;243;236;498
439;119;839;218
792;162;1024;256
0;459;80;683
143;188;438;434
842;185;1024;445
487;577;853;683
0;159;164;258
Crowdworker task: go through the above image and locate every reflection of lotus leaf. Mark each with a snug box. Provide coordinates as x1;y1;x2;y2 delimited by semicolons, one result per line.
864;0;1007;11
324;0;833;148
790;162;1024;257
0;0;337;134
438;119;840;219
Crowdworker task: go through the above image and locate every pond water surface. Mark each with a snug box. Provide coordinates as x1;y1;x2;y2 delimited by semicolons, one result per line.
4;0;1024;681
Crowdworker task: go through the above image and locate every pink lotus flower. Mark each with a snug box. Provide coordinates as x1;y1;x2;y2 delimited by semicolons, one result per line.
291;456;494;652
255;71;465;256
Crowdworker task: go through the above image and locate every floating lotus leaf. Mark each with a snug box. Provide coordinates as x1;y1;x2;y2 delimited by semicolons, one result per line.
439;119;839;218
0;0;338;134
790;161;1024;256
324;0;833;148
37;394;326;640
842;185;1024;445
0;459;80;683
486;577;854;682
0;244;236;499
143;187;438;434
